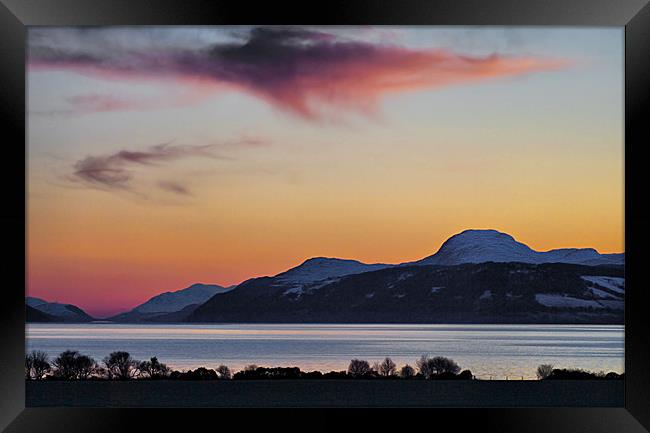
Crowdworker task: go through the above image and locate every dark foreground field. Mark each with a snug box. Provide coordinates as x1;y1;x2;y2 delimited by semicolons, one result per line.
26;380;623;407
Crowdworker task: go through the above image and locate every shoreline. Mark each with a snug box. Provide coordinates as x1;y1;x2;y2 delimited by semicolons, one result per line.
26;380;624;407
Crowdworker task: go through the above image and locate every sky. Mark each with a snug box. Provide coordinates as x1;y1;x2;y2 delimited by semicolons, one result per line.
26;26;624;317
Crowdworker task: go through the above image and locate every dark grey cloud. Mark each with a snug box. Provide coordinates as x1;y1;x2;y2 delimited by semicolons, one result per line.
29;27;567;120
71;142;230;195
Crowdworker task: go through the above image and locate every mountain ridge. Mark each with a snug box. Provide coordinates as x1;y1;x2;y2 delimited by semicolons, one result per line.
187;261;624;324
108;283;234;322
28;229;625;323
270;229;624;285
186;229;625;324
26;297;95;322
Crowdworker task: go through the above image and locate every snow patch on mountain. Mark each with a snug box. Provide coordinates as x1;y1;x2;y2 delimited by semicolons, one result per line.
282;286;304;297
397;272;413;281
309;278;342;290
581;276;625;294
589;287;618;299
535;294;605;309
281;277;342;299
479;290;493;300
597;300;624;310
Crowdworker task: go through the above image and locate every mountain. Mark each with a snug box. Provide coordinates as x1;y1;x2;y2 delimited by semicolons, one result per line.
26;297;95;322
108;283;233;322
133;283;231;313
186;262;624;324
274;257;391;283
26;297;48;307
26;305;57;322
411;229;624;266
187;229;624;324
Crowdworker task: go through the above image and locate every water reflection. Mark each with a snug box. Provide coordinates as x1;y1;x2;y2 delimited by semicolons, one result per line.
26;323;624;379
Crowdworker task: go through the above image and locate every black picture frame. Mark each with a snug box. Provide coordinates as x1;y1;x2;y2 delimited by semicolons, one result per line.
1;0;649;431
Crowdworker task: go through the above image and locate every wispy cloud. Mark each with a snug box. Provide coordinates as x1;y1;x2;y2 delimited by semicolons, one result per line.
31;88;221;117
70;140;261;196
157;180;192;196
29;27;569;120
66;94;155;113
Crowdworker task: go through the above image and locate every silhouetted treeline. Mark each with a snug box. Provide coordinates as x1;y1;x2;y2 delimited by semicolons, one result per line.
25;350;172;381
536;363;624;380
24;350;622;381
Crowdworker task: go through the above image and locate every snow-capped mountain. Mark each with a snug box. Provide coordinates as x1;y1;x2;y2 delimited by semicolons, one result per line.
187;261;624;324
26;297;94;322
106;283;235;322
273;230;623;287
274;257;392;283
411;229;624;266
133;283;233;314
186;228;624;324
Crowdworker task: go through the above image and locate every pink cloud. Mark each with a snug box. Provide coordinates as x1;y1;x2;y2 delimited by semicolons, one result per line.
29;27;570;120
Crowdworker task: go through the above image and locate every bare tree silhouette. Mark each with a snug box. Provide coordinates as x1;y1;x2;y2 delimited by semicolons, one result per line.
104;351;141;380
52;350;98;379
536;364;554;380
216;365;232;379
417;355;460;378
378;357;397;377
347;359;371;377
139;356;171;379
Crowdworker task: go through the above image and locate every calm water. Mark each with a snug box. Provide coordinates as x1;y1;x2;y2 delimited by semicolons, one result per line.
26;323;624;379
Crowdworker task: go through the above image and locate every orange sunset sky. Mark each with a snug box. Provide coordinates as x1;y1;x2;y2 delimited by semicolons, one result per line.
27;27;624;317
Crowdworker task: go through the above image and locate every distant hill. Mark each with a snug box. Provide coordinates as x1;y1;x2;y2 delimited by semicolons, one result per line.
26;297;94;322
26;305;57;322
108;283;233;322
